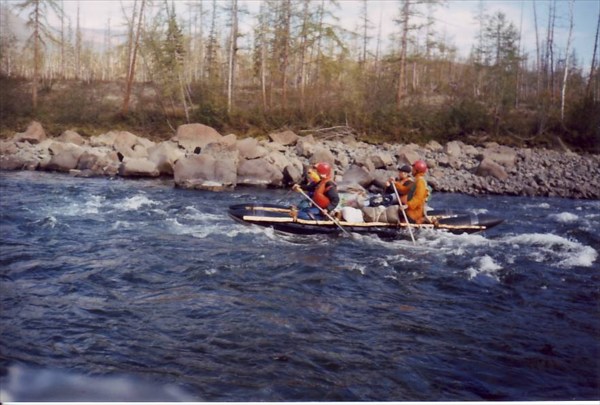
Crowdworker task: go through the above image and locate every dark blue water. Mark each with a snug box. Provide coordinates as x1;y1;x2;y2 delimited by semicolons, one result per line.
1;170;598;401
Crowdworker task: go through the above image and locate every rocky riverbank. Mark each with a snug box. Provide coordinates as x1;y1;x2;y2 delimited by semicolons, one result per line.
1;121;599;200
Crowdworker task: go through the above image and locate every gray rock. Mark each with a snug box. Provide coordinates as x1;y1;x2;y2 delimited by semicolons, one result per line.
172;123;222;152
147;141;185;176
340;164;373;188
56;130;85;146
444;141;462;157
13;121;47;144
118;157;160;177
237;158;284;187
269;129;299;146
173;154;237;191
237;137;267;159
43;143;85;172
476;158;509;181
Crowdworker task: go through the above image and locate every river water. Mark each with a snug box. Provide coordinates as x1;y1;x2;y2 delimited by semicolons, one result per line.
0;170;598;401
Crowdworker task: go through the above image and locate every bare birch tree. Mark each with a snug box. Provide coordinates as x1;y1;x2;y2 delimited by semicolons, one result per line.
560;0;574;121
121;0;146;115
226;0;238;113
586;5;600;98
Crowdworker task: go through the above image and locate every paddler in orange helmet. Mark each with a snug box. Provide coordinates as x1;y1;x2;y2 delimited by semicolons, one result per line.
292;162;340;220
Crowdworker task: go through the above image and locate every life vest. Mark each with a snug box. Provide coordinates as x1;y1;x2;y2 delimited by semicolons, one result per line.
394;177;413;204
406;175;430;223
313;180;333;209
407;176;430;202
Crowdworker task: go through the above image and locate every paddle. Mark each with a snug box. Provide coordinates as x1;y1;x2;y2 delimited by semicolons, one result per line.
295;187;350;236
391;182;416;244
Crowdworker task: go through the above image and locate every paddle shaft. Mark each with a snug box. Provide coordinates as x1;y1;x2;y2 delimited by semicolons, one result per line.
391;182;416;244
296;188;350;236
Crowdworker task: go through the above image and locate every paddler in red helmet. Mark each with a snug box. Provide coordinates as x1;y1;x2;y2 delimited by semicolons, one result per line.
405;159;431;224
292;162;340;220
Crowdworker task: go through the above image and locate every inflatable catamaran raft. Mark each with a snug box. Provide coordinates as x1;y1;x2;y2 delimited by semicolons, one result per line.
228;203;504;238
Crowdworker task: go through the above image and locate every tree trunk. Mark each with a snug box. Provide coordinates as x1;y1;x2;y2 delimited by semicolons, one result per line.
396;0;410;109
76;1;81;79
533;1;541;97
227;0;238;114
560;0;574;122
586;7;600;97
279;0;291;109
299;0;310;111
32;0;40;109
121;0;145;116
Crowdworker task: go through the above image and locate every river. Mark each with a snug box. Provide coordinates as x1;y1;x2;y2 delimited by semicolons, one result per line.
0;170;598;401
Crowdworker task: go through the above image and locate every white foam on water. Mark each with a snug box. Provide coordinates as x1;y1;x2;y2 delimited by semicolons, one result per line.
472;208;489;214
186;212;224;222
549;212;579;223
524;202;551;209
34;216;58;228
345;263;367;275
425;231;491;253
502;233;598;268
466;255;502;280
559;245;598;267
164;217;218;239
61;194;105;216
120;195;158;211
225;224;270;238
111;220;133;230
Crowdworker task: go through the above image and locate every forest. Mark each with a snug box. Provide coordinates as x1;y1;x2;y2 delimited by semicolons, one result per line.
1;0;599;152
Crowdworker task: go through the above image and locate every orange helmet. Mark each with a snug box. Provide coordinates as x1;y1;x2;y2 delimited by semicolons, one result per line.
314;162;332;179
412;160;428;174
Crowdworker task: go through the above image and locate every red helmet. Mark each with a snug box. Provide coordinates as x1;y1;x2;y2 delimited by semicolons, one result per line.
314;162;332;179
412;160;428;174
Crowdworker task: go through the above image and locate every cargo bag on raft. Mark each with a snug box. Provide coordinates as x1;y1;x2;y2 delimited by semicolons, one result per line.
361;205;401;223
341;206;364;223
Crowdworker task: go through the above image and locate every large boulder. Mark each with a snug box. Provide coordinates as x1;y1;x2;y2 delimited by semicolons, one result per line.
395;146;421;166
13;121;47;144
147;141;185;175
340;164;374;188
89;131;119;147
476;158;508;181
237;157;284;187
1;140;51;171
172;123;222;152
295;135;316;157
369;151;394;169
43;142;85;172
173;154;238;191
282;164;303;185
444;141;462;157
264;150;297;172
425;140;443;152
481;145;517;169
55;130;85;146
119;157;160;177
113;131;152;158
237;137;267;160
308;145;336;167
77;149;120;176
0;140;19;156
269;129;299;146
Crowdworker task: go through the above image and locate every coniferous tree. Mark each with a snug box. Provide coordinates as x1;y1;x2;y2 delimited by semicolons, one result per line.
15;0;63;108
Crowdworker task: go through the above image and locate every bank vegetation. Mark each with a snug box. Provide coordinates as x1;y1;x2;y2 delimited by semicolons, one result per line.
1;0;598;152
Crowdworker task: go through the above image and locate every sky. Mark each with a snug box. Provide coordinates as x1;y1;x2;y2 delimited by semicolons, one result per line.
48;0;600;68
